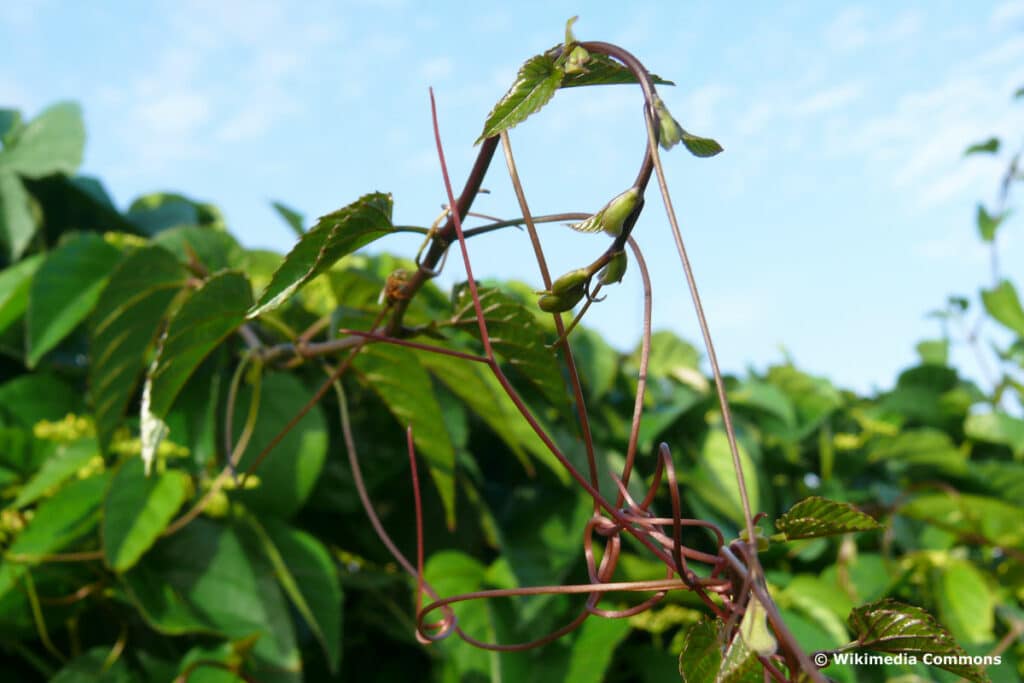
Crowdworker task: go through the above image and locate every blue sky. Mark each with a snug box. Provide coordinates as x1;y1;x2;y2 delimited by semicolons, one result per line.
2;1;1023;392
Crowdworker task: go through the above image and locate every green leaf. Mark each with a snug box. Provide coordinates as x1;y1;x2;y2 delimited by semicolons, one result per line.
89;246;188;449
681;131;724;158
0;102;85;179
248;516;342;672
934;557;995;645
450;284;568;413
901;492;1024;547
250;192;393;317
153;225;245;273
102;458;190;572
678;619;723;683
127;192;223;235
232;372;328;518
0;473;109;600
982;280;1024;336
571;327;619;401
142;271;252;471
690;428;759;527
965;411;1024;457
775;496;880;540
51;647;135;683
976;204;1006;242
0;109;21;140
765;365;842;440
0;252;43;335
0;373;78;427
563;613;631;683
964;137;1000;155
12;437;96;508
559;52;674;88
868;428;966;473
848;599;987;682
476;54;565;143
0;169;37;260
26;233;121;367
272;201;305;237
916;338;949;365
123;517;300;677
420;352;566;482
353;343;456;525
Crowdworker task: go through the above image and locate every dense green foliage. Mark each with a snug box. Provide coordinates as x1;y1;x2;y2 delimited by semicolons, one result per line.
0;27;1023;683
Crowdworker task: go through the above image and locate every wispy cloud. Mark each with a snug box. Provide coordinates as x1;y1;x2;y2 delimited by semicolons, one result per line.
794;82;864;116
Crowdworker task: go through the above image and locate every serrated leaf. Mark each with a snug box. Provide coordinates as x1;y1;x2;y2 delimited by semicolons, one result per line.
12;437;97;508
775;496;880;540
27;233;121;367
450;284;568;413
102;458;190;572
681;131;724;158
0;169;37;260
981;280;1024;336
89;246;188;449
976;204;1006;242
353;343;456;525
0;252;43;335
678;619;723;683
848;599;988;682
250;192;393;317
272;200;305;237
0;473;110;601
476;54;565;143
559;51;674;88
142;271;252;471
964;137;1000;155
0;102;85;179
248;516;342;672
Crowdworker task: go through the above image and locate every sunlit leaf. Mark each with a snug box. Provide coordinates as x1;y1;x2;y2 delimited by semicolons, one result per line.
976;204;1006;242
678;619;723;683
0;102;84;179
477;54;564;143
12;437;96;508
272;200;305;237
0;252;43;334
775;496;880;540
0;170;36;260
981;280;1024;336
559;51;674;88
965;411;1024;457
933;557;995;645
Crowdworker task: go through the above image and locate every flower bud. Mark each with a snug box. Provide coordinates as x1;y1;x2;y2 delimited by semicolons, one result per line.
551;267;590;294
570;187;640;236
598;250;628;285
565;45;590;75
537;285;585;313
653;96;683;151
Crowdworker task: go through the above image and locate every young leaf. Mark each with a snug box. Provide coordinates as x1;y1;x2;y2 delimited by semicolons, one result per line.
12;437;96;509
476;54;565;143
352;343;456;526
0;102;85;179
26;233;121;367
89;246;188;449
964;137;1000;155
976;204;1006;242
678;619;723;683
250;192;393;317
449;284;569;413
681;131;724;158
560;52;675;88
247;516;343;673
775;496;880;540
272;200;305;237
848;599;987;682
981;280;1024;336
102;457;190;572
141;271;253;471
0;169;36;260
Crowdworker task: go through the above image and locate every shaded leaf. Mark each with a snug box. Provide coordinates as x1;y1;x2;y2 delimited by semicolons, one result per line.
353;343;456;525
250;192;393;317
934;558;995;645
50;647;135;683
0;373;78;427
450;284;568;412
477;54;564;143
775;496;880;540
232;372;328;518
848;599;987;682
563;614;631;683
0;169;36;260
0;102;84;179
690;428;759;527
142;271;252;471
867;428;966;473
89;246;188;448
127;192;223;235
153;225;244;273
982;280;1024;336
964;137;1000;155
102;457;190;572
26;233;121;367
249;516;342;672
678;618;722;683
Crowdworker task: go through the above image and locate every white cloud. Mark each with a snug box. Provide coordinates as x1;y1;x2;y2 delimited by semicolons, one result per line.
794;82;864;116
825;6;922;51
420;57;454;82
990;0;1024;27
826;6;870;51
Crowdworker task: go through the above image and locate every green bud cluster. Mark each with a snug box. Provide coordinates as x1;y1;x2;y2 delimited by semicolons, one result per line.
537;267;590;312
598;250;628;285
571;187;640;236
